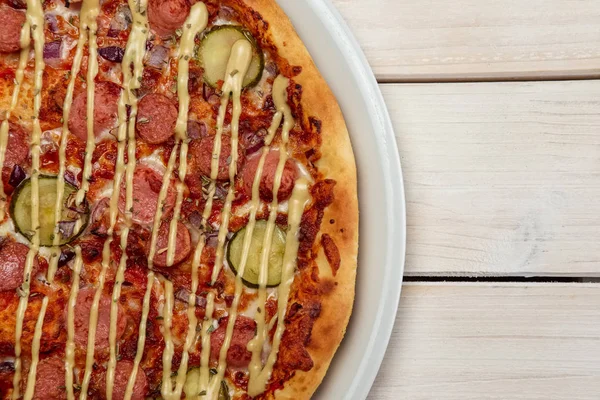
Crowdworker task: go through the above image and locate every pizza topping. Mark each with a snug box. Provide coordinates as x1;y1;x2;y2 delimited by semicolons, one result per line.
151;220;191;267
97;360;149;400
118;165;176;225
10;175;89;246
248;178;310;396
200;25;264;89
68;81;120;142
148;0;190;38
321;233;341;275
188;135;244;181
146;44;170;69
228;220;286;287
0;5;25;53
98;45;125;63
242;150;298;202
8;164;27;188
0;0;333;397
71;286;127;350
184;368;230;400
211;316;257;368
2;123;30;173
31;357;67;400
136;93;178;144
0;240;34;292
108;4;132;38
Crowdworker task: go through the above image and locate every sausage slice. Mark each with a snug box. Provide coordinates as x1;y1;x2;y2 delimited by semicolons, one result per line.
151;220;191;267
32;357;67;400
118;165;176;225
71;287;127;351
210;315;256;368
187;135;245;182
241;150;298;202
148;0;190;37
136;93;177;144
0;6;25;53
68;81;120;142
0;240;31;292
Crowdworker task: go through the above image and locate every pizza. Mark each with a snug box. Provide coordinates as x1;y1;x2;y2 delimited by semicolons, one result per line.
0;0;358;399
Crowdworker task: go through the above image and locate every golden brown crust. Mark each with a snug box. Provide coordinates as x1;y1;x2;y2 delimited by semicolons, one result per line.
244;1;359;398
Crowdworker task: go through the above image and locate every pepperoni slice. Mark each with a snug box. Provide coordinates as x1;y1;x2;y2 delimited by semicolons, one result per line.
187;135;245;182
148;0;190;37
97;360;148;400
241;151;298;202
136;93;177;144
0;6;25;53
71;287;127;350
0;240;31;292
151;220;191;267
32;357;66;400
68;81;120;142
118;165;176;225
210;316;256;368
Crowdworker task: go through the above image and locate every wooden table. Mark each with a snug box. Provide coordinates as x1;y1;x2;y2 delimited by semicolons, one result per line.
330;1;600;398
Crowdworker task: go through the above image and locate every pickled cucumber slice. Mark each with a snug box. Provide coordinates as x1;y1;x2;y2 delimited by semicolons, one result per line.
227;220;286;287
10;175;88;246
200;25;264;88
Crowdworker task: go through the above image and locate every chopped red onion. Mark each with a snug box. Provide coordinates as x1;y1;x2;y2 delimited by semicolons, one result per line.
99;46;124;63
186;120;207;140
65;192;88;214
58;249;75;267
205;231;219;248
188;211;203;229
108;5;132;37
64;170;79;188
265;62;279;76
174;288;207;308
57;220;76;238
202;83;214;102
8;165;26;187
45;14;59;33
242;128;267;155
43;40;61;61
146;45;169;69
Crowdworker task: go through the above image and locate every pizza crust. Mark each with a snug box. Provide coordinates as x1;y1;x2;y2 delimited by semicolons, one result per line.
242;1;359;398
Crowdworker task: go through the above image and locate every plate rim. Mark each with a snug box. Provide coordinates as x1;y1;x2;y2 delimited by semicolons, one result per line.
292;1;407;398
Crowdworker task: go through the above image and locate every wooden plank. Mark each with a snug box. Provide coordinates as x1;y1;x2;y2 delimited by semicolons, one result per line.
332;0;600;81
380;80;600;276
368;282;600;400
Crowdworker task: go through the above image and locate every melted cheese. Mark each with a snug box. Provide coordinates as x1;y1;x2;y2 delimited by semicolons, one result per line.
12;1;45;397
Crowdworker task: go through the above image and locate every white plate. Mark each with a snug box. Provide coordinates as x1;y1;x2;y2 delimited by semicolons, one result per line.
276;1;407;399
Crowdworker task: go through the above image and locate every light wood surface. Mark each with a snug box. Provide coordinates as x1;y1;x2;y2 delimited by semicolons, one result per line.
381;80;600;277
329;0;600;398
332;0;600;81
367;283;600;400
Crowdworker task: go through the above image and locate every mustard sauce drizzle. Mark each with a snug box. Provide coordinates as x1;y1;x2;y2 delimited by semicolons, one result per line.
11;0;45;397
